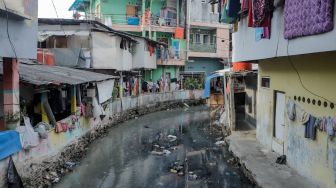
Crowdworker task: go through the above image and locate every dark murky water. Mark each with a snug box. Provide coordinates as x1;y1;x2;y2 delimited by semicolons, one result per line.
54;106;253;188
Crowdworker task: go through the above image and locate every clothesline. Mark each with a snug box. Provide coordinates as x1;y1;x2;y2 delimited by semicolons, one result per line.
287;99;336;140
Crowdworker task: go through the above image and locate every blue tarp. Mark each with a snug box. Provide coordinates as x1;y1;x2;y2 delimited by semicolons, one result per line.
203;73;224;98
0;131;22;160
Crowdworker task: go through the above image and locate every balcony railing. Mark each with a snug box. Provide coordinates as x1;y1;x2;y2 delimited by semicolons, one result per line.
189;43;216;53
94;14;178;27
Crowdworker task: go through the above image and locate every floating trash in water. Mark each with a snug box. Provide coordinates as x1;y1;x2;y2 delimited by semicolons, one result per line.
215;141;226;146
167;135;177;142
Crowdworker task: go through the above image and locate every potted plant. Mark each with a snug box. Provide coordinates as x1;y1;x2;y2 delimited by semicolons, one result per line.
5;111;21;130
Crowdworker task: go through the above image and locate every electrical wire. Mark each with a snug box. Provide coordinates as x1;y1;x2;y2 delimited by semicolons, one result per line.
286;40;334;104
50;0;66;36
2;0;18;60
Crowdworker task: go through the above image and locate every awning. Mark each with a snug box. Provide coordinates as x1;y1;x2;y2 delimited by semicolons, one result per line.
38;30;90;42
203;72;225;98
68;0;89;11
0;60;116;86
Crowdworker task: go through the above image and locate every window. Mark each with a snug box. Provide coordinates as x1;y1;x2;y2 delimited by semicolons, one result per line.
210;35;216;45
195;34;201;44
261;77;270;88
203;35;209;44
190;34;194;43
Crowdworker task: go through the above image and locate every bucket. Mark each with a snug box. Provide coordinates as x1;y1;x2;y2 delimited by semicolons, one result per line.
232;62;252;72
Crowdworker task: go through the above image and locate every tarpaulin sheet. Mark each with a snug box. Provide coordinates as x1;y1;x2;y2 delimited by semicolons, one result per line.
203;73;224;98
0;131;22;160
97;79;115;104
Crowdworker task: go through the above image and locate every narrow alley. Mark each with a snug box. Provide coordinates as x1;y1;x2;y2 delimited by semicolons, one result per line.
54;106;253;188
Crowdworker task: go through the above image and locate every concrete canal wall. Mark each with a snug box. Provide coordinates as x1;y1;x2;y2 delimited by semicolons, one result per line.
0;90;204;187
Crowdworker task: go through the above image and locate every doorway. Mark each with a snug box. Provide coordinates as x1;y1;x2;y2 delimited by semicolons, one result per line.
272;91;286;154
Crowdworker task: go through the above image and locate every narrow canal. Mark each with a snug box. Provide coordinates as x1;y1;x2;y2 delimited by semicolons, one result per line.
54;106;253;188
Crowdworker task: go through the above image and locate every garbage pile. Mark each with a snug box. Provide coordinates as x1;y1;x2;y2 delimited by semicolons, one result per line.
168;161;185;176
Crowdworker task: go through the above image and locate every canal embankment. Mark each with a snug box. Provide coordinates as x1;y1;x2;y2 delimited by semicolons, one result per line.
0;90;204;188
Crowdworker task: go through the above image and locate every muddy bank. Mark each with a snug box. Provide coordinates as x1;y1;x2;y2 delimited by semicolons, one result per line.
22;99;203;188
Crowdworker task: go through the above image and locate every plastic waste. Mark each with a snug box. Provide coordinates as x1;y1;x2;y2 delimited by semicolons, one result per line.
167;135;177;142
18;117;39;149
215;141;226;146
34;123;49;139
7;157;24;188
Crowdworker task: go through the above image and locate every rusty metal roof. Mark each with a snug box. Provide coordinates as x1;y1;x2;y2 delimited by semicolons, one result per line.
0;60;115;86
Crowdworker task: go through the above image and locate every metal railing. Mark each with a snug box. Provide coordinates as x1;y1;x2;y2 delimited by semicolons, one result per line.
189;43;216;53
89;13;178;27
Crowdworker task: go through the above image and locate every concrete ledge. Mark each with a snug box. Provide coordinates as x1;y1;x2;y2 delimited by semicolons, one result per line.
226;131;320;188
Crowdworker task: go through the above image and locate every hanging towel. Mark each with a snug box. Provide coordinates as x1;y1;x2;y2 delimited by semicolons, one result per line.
221;3;236;24
326;116;334;138
314;117;322;129
227;0;241;18
286;99;296;121
298;109;310;124
0;131;22;160
252;0;274;27
320;117;328;132
248;0;253;27
305;116;316;140
255;27;264;41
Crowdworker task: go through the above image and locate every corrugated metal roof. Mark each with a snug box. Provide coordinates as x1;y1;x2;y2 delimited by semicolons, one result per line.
0;61;116;86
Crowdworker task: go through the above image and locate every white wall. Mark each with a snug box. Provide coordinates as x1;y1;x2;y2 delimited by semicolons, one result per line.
132;38;157;70
91;32;133;71
0;0;38;59
233;3;336;62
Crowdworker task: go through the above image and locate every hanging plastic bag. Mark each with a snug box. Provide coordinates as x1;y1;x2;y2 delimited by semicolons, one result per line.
34;123;49;139
18;117;39;150
7;156;24;188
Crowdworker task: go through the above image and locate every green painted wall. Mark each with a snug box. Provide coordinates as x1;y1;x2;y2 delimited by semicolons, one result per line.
142;65;178;82
90;0;138;23
185;58;224;76
150;0;164;16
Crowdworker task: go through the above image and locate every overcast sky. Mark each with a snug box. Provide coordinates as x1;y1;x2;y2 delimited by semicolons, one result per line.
38;0;73;18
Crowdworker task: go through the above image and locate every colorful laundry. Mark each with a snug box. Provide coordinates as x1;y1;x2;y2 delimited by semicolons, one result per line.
284;0;334;39
305;116;316;140
286;99;296;121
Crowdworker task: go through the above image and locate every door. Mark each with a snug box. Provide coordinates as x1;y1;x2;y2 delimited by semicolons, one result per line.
272;91;285;154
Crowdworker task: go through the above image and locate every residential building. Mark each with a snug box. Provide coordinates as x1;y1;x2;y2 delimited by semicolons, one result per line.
0;0;38;130
69;0;187;89
38;18;164;97
230;0;336;187
184;0;230;79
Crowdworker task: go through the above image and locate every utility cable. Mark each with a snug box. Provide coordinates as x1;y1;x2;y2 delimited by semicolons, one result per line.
2;0;18;60
50;0;66;36
286;40;334;104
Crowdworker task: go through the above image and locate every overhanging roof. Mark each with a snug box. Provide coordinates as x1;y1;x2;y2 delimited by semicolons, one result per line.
0;60;116;86
68;0;89;11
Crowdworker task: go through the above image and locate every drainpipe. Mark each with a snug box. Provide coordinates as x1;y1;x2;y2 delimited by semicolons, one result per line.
177;0;180;26
119;72;123;98
149;0;153;39
186;0;191;61
142;0;146;37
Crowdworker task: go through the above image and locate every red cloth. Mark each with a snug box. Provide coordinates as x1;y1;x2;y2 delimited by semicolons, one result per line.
248;0;253;27
149;46;153;56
